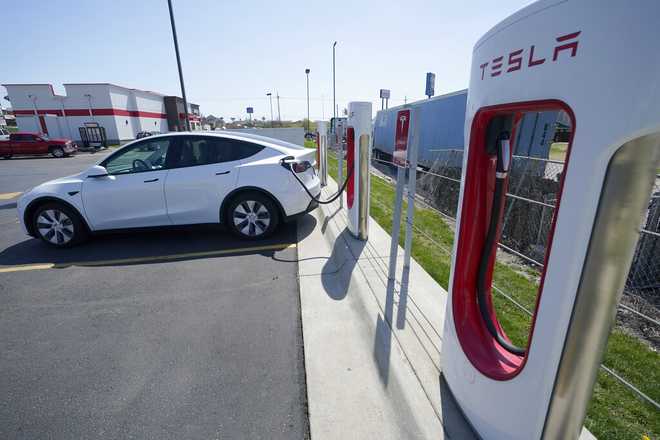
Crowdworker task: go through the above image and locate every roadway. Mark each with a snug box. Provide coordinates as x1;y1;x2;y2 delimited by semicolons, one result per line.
0;152;310;439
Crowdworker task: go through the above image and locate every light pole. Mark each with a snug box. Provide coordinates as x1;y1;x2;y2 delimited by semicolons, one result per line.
266;92;274;128
332;42;337;123
84;94;94;121
27;95;40;132
167;0;191;131
305;68;310;132
276;92;281;126
333;41;343;208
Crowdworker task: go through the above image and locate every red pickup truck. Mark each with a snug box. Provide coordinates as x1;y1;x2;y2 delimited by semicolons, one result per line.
0;132;77;159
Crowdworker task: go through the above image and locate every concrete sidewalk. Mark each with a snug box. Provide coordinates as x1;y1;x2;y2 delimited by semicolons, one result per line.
297;177;476;439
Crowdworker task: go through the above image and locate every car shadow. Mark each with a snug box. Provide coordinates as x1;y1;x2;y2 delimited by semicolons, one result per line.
0;220;312;268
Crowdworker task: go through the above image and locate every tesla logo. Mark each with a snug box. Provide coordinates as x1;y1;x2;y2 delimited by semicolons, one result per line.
479;31;581;80
399;114;407;129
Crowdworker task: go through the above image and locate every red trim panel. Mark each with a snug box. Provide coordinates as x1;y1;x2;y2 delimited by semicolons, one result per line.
13;108;167;118
346;127;355;209
452;99;575;380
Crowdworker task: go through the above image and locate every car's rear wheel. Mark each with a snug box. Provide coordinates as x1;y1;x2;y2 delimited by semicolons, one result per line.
33;202;88;247
50;146;65;158
227;192;279;240
2;154;11;159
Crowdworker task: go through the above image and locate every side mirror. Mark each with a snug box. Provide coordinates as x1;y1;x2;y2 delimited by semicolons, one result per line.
84;165;109;179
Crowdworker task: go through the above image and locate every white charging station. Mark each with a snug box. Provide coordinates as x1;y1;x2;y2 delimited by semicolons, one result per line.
345;102;372;240
442;1;660;439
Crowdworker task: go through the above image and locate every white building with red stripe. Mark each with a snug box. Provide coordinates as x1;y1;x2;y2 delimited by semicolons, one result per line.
3;83;200;144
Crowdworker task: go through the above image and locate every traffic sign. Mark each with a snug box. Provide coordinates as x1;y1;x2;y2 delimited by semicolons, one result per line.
425;72;435;98
393;109;411;166
246;107;254;114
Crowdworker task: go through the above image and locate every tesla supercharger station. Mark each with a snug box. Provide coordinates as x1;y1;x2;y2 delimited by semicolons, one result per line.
316;121;328;186
442;1;660;439
345;102;372;240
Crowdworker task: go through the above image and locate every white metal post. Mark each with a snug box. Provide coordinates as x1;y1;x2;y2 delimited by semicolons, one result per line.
398;106;420;327
317;121;328;186
386;166;406;296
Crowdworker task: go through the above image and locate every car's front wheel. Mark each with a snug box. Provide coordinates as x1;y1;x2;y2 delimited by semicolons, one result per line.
50;146;65;158
227;192;279;240
33;202;88;247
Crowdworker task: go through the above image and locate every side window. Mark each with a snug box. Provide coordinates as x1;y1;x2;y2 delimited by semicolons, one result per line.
172;137;226;167
170;137;265;168
225;139;265;161
102;138;171;175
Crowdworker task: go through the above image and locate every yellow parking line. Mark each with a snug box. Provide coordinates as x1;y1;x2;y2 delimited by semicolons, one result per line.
0;243;296;274
0;192;22;200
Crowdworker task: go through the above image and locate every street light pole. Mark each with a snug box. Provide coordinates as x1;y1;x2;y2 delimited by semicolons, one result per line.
27;94;40;133
333;41;343;208
305;68;310;132
276;92;281;126
266;92;274;128
332;42;337;122
167;0;191;131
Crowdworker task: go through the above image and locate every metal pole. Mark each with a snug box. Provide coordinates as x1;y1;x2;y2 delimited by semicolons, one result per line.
386;165;406;300
267;92;273;128
28;95;39;132
305;69;310;132
397;106;420;329
276;92;281;126
167;0;191;131
333;42;343;208
333;42;337;122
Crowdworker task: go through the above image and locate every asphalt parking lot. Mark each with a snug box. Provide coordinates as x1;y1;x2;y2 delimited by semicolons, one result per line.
0;153;310;439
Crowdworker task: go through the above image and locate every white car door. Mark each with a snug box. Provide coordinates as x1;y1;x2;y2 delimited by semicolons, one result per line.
164;136;260;224
82;137;173;230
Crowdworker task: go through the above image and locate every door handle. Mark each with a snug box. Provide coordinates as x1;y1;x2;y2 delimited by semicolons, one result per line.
144;178;159;183
215;171;230;175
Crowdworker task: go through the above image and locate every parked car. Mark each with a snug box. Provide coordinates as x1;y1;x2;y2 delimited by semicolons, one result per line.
0;132;77;159
0;127;10;141
17;132;320;247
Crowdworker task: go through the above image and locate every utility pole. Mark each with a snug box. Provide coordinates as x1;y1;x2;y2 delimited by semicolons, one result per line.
266;92;274;127
276;92;282;126
167;0;191;131
332;41;337;122
305;68;311;132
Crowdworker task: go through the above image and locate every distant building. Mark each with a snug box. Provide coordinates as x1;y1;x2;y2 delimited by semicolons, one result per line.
3;83;200;143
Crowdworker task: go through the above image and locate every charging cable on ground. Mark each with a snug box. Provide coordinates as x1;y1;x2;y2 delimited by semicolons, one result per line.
281;155;353;205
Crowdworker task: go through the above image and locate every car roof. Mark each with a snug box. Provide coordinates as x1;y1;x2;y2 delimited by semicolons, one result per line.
142;131;306;154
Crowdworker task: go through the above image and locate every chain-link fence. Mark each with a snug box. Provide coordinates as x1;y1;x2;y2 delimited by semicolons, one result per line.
372;149;660;350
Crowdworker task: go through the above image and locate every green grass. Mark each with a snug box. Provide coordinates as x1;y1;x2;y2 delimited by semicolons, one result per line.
328;155;659;440
550;142;568;162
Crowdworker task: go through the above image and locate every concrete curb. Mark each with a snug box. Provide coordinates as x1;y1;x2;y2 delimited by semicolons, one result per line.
297;177;476;439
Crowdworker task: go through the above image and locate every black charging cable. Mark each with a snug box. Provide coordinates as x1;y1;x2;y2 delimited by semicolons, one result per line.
476;132;527;356
281;156;354;205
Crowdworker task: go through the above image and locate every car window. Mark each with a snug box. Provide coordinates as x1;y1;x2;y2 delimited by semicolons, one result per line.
102;138;171;175
15;134;34;141
170;136;265;168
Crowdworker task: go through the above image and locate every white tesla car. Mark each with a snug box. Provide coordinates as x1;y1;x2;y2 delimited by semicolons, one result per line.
17;132;321;247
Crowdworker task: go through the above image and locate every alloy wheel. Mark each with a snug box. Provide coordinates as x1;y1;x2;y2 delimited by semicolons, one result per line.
232;200;271;237
37;209;74;245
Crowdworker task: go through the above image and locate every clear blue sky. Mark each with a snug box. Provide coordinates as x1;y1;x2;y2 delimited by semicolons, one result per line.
2;0;532;121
